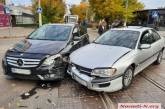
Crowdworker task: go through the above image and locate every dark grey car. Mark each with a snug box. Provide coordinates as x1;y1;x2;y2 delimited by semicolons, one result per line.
2;23;89;81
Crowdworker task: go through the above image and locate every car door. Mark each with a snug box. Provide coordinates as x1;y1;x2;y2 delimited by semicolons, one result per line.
151;29;162;59
135;30;155;74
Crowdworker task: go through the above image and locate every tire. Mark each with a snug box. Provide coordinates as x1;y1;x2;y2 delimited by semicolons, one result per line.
122;66;134;90
154;50;163;65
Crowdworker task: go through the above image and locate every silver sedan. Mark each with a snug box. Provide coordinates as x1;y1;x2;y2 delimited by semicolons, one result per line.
68;27;165;92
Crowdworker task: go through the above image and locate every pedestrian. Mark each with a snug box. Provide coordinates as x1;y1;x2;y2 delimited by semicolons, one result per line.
81;19;88;33
98;20;106;35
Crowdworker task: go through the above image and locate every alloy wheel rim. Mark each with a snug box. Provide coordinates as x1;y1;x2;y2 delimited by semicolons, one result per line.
124;69;133;87
158;52;163;63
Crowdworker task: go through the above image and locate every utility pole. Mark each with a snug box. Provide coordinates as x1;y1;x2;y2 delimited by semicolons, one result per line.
85;2;89;20
124;0;128;26
38;0;42;27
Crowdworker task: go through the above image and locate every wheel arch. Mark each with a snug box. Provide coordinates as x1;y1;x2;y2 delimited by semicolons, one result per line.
130;63;136;71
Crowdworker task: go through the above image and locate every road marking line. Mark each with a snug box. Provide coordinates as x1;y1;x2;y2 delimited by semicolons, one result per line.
99;93;108;109
140;74;165;92
100;93;116;109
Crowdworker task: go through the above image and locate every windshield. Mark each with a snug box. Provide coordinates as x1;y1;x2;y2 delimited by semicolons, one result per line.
94;30;140;49
28;25;72;41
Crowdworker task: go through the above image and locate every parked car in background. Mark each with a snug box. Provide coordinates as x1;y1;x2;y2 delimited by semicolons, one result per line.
2;23;89;81
68;26;165;92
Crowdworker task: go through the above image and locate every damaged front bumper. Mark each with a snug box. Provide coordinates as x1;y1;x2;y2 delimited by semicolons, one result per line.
67;66;123;92
2;59;67;81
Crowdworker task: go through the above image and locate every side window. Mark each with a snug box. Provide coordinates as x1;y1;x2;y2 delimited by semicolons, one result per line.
152;30;160;42
140;31;154;44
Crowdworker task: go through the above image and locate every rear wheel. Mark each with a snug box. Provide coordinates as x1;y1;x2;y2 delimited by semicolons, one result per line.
154;50;163;65
122;66;134;89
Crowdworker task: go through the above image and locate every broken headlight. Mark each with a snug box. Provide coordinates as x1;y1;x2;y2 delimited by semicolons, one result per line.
42;54;62;66
91;68;117;78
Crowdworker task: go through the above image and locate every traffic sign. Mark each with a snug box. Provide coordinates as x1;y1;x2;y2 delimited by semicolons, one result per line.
152;11;159;18
37;7;42;13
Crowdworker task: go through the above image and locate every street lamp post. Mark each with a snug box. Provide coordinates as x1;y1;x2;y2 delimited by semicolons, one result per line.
85;0;89;20
124;0;128;26
86;4;88;20
38;0;42;27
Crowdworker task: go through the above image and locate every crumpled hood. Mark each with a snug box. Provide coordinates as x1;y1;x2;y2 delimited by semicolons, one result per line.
11;39;67;55
70;43;131;69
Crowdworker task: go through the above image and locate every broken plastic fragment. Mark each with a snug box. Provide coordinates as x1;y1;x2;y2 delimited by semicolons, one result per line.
24;93;30;96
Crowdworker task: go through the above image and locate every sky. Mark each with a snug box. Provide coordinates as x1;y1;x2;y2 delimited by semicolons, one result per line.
9;0;165;9
9;0;32;6
66;0;165;9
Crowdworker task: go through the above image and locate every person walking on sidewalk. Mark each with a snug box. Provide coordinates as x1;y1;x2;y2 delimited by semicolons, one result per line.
98;20;106;35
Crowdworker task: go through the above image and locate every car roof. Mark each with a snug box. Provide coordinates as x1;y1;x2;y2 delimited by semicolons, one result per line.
111;26;152;33
46;23;76;27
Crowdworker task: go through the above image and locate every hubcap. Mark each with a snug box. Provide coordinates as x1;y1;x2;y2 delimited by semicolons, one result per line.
124;69;133;87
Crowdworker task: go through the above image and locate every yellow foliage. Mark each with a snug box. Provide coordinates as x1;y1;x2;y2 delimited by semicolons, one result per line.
70;3;89;21
32;0;65;24
89;0;144;22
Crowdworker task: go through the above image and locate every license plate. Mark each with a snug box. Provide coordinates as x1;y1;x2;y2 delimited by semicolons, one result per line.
11;68;31;75
74;74;87;86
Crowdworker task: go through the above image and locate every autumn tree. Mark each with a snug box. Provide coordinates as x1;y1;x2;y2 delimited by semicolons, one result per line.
89;0;144;24
89;0;124;21
0;0;5;4
70;3;89;21
123;0;144;23
32;0;65;24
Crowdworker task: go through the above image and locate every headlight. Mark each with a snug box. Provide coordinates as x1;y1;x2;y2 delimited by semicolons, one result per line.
91;68;117;77
42;54;62;66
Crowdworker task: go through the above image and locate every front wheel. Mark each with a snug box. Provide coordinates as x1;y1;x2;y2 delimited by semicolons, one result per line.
154;50;163;65
122;66;134;89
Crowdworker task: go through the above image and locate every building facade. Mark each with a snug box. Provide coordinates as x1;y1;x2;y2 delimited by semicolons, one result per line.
133;9;165;28
8;6;35;26
0;3;10;27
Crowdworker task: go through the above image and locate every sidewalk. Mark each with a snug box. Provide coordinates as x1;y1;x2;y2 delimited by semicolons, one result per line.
158;31;165;37
0;27;35;38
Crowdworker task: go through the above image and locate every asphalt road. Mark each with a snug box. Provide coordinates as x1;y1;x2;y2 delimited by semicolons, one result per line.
0;30;165;109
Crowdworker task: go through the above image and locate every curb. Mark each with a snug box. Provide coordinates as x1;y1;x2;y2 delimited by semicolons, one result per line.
0;36;26;39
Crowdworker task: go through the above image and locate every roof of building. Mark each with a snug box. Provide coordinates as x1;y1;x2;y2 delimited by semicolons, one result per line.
137;8;165;12
7;5;33;16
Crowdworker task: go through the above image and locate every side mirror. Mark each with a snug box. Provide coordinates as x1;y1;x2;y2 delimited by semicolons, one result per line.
73;32;81;41
139;44;151;49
